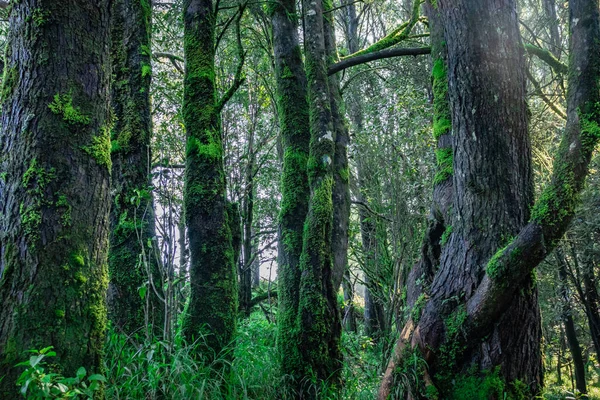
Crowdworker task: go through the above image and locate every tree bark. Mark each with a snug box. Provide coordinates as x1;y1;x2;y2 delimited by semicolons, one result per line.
108;0;164;337
295;0;342;389
0;0;111;395
268;0;311;386
380;0;600;396
181;0;237;359
325;0;351;295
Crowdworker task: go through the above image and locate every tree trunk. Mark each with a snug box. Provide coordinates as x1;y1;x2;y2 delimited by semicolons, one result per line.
0;0;111;395
296;0;342;388
557;248;587;395
240;128;255;316
325;7;351;294
380;0;600;396
108;0;164;337
181;0;237;359
342;269;357;332
571;239;600;365
269;0;311;386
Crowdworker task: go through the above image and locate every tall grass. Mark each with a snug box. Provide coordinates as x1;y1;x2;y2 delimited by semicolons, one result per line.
104;311;382;399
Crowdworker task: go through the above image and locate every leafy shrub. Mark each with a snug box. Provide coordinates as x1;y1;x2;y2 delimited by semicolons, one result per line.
16;346;105;399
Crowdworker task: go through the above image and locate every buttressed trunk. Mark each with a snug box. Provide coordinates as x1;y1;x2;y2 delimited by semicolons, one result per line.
181;0;237;358
0;0;112;395
381;0;600;397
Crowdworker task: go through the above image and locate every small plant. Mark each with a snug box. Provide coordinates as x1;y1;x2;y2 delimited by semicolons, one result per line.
16;346;105;399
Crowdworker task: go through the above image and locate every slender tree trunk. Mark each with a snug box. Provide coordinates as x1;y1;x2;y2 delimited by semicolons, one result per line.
557;248;587;395
108;0;164;337
325;7;351;294
0;0;111;395
240;129;255;316
542;0;562;57
295;0;342;388
342;269;357;332
571;239;600;364
269;0;311;386
251;232;260;287
181;0;237;358
342;0;388;339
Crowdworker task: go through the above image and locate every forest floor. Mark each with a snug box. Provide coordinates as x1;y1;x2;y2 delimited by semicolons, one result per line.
102;310;600;399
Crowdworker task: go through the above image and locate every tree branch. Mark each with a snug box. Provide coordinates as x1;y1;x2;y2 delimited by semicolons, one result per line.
153;52;184;74
249;290;278;308
340;0;424;60
217;4;247;113
524;43;568;75
328;46;431;75
526;68;566;120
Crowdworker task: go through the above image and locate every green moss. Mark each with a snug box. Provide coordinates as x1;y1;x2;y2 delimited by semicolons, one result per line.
55;195;72;227
432;58;451;140
281;65;294;79
338;167;349;183
83;125;112;170
48;93;91;125
342;0;420;59
440;225;453;246
31;8;50;27
20;159;56;245
434;147;453;184
140;44;151;57
141;63;151;78
530;168;575;226
186;136;222;159
74;271;88;284
20;203;42;243
70;252;85;269
1;66;17;102
55;309;65;318
580;106;600;150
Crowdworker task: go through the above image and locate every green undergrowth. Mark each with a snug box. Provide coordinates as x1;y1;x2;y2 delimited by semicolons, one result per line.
103;311;381;399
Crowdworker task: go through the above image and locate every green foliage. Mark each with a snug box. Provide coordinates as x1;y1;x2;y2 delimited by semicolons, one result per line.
48;94;90;125
15;346;105;399
448;366;506;400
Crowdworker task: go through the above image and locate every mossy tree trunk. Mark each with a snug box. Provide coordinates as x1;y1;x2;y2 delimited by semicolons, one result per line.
109;0;164;338
181;0;237;359
269;0;311;388
380;0;600;397
324;6;350;295
0;0;112;396
295;0;342;390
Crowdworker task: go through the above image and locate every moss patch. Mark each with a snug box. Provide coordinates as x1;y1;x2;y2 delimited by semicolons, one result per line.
48;93;91;125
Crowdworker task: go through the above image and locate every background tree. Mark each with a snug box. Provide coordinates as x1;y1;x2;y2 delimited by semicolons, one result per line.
109;0;165;338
